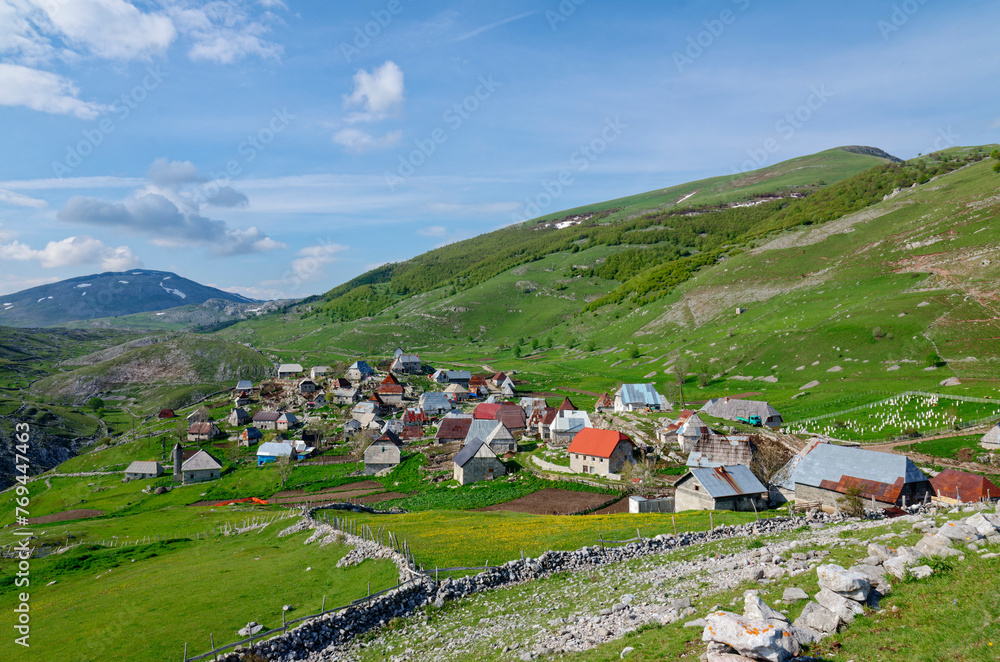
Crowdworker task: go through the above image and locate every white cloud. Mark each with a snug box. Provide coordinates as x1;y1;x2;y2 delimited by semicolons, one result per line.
0;235;141;270
31;0;176;61
168;1;284;65
428;201;521;215
417;225;447;237
0;63;105;118
0;187;46;208
277;242;348;288
344;60;404;123
454;11;536;42
332;127;402;153
55;158;282;256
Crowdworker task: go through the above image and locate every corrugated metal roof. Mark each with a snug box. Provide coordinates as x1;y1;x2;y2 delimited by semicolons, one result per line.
277;363;303;373
686;436;753;467
464;419;500;445
792;443;928;494
253;411;281;422
617;383;663;406
700;398;782;424
257;442;295;458
126;461;160;474
419;392;451;410
931;469;1000;502
552;409;592;432
365;443;401;465
686;465;766;498
236;380;253;390
436;417;472;440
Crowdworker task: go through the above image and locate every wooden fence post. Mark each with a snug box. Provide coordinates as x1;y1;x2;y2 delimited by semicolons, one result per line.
182;642;187;661
210;634;216;661
321;595;326;614
709;512;714;531
672;515;677;535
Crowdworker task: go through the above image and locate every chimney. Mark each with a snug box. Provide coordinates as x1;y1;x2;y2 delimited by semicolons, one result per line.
172;442;183;483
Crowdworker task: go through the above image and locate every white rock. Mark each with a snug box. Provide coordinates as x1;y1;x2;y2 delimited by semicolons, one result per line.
792;601;840;634
815;588;864;624
816;564;870;601
702;612;799;662
743;593;789;626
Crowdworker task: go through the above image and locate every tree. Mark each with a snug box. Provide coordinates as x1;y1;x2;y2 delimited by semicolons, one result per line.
513;345;522;358
276;456;294;486
620;454;654;494
531;338;540;350
673;355;690;407
546;337;553;349
629;347;640;359
837;485;866;518
586;340;597;352
992;149;1000;174
87;397;105;411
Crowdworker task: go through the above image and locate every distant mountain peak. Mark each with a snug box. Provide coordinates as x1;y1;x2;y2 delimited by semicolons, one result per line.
840;145;903;162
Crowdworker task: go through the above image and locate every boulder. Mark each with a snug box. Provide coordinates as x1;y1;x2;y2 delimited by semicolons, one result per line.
816;564;869;601
790;625;825;646
914;533;953;558
781;587;809;603
705;641;757;662
743;593;790;626
866;544;893;563
965;513;999;537
702;612;799;662
849;563;889;591
792;601;839;634
909;565;934;579
884;556;917;579
938;521;980;542
815;588;864;624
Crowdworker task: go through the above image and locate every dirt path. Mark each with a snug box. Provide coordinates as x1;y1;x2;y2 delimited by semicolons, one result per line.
863;433;1000;476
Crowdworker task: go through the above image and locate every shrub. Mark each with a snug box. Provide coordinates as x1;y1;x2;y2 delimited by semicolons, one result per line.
836;485;866;518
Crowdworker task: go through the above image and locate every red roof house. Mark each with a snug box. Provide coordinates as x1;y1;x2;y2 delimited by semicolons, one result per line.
567;428;635;477
931;469;1000;503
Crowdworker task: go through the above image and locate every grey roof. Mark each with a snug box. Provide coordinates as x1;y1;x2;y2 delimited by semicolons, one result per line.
181;450;222;471
552;409;591;433
454;437;496;467
465;419;500;444
700;398;782;423
278;412;298;424
419;392;451;410
364;443;401;465
348;360;374;374
981;424;1000;446
394;354;420;363
236;380;253;390
257;442;296;458
125;461;161;474
278;363;303;373
686;436;753;468
685;465;767;498
485;422;515;444
790;443;928;489
617;383;664;406
253;411;281;422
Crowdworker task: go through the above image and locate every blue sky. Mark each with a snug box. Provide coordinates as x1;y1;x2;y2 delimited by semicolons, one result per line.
1;0;999;299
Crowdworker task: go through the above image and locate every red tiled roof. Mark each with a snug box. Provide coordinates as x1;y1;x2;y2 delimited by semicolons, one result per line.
158;408;175;418
378;384;404;395
819;475;905;503
496;403;526;429
474;403;501;420
558;397;577;411
567;428;633;458
381;373;400;385
931;469;1000;502
595;393;613;408
491;371;507;381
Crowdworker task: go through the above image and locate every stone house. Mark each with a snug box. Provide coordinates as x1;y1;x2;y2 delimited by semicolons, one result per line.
444;383;469;402
453;438;506;485
346;360;375;382
252;410;281;431
594;392;614;414
674;465;768;512
436;415;472;444
125;461;162;479
331;387;361;405
364;441;401;475
419;392;452;417
700;397;783;428
685;435;755;469
180;450;223;484
298;379;318;395
550;409;593;446
462;419;516;455
277;412;299;431
228;408;251;426
390;353;422;374
567;428;635;477
239;426;263;446
277;363;303;379
310;366;329;380
187;421;221;442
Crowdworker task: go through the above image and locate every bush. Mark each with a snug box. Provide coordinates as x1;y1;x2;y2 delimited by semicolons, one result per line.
836;485;865;518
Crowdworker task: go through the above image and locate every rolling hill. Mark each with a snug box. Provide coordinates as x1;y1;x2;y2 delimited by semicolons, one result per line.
0;269;259;328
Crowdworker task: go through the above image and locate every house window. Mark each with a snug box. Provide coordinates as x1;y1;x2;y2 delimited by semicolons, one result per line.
694;485;699;491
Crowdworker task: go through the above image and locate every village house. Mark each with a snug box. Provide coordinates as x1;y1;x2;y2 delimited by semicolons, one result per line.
435;415;472;444
355;411;385;431
277;412;299;431
377;374;405;406
443;383;469;402
594;392;614;414
674;465;768;512
787;442;933;511
433;369;472;386
500;377;516;397
518;397;547;419
187;421;221;442
228;407;251;426
700;397;783;428
453;438;506;485
462;419;517;455
240;426;263;446
277;363;303;379
567;428;635;477
551;409;593;445
298;379;318;395
331;387;360;405
419;391;452;417
187;408;212;423
364;439;401;475
980;424;1000;450
252;410;281;431
346;360;375;382
306;393;326;408
180;450;223;484
366;393;393;416
657;410;712;450
235;379;254;392
309;366;329;380
930;469;1000;504
531;406;557;439
613;383;670;412
256;441;297;466
390;353;422;374
488;371;508;388
400;407;429;440
329;377;352;389
473;402;526;431
125;461;163;479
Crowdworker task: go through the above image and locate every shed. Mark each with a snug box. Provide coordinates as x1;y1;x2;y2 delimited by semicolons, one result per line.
930;469;1000;503
364;441;401;475
628;495;674;513
980;424;1000;450
346;360;375;381
235;380;254;391
567;428;635;477
419;392;452;416
613;383;670;412
125;461;163;479
674;465;768;512
239;426;263;446
310;366;330;380
790;443;932;511
256;441;297;466
158;408;175;419
453;438;506;485
180;450;223;484
594;392;614;413
700;397;783;428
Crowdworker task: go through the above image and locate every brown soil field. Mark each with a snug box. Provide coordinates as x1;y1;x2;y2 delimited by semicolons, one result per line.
27;509;104;524
353;491;411;504
475;488;617;515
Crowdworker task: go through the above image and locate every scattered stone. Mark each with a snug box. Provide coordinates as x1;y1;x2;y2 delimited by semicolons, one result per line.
782;587;808;603
702;611;799;662
816;564;870;601
909;565;934;579
800;380;819;390
793;601;840;634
